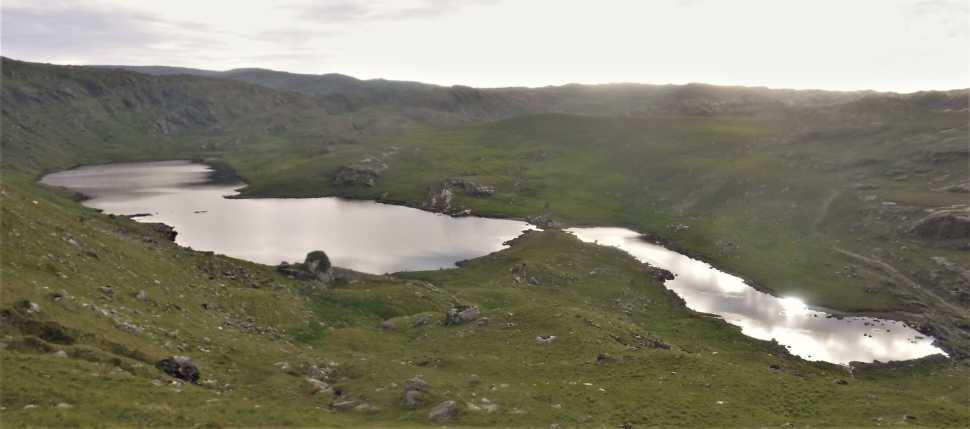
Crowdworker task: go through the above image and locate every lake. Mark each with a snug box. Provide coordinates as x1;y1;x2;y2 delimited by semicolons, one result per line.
41;160;534;273
41;160;947;365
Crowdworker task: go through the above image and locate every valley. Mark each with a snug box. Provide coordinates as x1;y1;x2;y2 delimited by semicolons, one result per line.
1;57;968;427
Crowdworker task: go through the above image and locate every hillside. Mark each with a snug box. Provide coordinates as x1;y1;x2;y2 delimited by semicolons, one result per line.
97;63;891;120
2;58;969;427
3;170;969;427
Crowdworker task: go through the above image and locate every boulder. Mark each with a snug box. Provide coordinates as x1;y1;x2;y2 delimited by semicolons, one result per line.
402;389;424;409
428;400;458;422
424;187;454;212
444;305;481;326
276;251;333;281
526;214;562;230
910;210;970;240
331;400;358;411
151;223;178;241
305;377;332;395
333;164;385;187
536;335;557;344
303;251;332;281
404;375;430;393
156;356;200;383
447;178;495;197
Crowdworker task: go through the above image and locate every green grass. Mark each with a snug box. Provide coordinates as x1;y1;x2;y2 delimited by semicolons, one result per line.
2;170;969;427
3;58;969;426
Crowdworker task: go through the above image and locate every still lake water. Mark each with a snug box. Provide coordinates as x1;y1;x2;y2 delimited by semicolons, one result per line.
42;160;946;364
41;160;534;273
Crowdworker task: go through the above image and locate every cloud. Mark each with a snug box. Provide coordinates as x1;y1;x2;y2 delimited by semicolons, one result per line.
292;0;501;22
0;1;224;64
906;0;969;38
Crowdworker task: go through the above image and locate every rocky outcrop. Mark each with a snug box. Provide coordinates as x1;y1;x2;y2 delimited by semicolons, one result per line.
526;214;562;230
428;400;458;422
402;375;430;409
333;164;385;187
444;305;481;326
447;178;495;197
156;356;200;383
333;155;389;187
423;187;454;212
910;209;970;240
277;250;333;281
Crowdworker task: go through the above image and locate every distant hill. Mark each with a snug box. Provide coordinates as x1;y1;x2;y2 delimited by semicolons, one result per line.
5;57;966;173
97;63;956;120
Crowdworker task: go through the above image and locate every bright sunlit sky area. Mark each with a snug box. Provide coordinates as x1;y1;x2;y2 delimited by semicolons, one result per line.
1;0;967;92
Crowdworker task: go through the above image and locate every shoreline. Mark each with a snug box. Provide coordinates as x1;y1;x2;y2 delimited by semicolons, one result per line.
36;158;960;364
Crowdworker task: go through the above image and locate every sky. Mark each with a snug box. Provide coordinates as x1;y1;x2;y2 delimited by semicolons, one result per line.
1;0;967;92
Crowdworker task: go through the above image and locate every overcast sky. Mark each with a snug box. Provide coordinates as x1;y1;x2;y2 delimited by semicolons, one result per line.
1;0;967;92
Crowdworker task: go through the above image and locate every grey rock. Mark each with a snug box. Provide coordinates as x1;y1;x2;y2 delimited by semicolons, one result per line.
404;375;430;392
24;301;41;314
444;305;481;326
156;356;200;383
402;389;424;409
428;400;458;422
910;210;970;240
536;335;558;344
380;319;397;331
305;377;332;394
331;400;358;411
333;163;385;187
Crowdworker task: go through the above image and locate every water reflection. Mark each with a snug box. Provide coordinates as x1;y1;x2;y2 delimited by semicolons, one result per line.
41;161;534;273
41;161;947;365
567;227;946;364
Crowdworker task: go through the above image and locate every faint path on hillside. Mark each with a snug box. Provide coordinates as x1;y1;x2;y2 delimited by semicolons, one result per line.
813;190;841;231
832;246;962;314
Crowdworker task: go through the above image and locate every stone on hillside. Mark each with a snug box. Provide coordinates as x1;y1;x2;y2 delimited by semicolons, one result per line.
136;290;149;301
152;223;178;241
402;389;424;409
304;251;332;276
444;305;481;326
156;356;200;383
428;400;458;422
447;178;495;197
380;319;397;331
466;374;481;386
331;400;358;411
424;187;453;212
910;210;970;240
646;266;675;282
22;301;41;314
276;251;333;281
404;375;430;392
333;164;385;187
306;364;332;381
536;335;557;344
53;350;69;358
51;290;70;302
305;377;332;394
526;214;562;230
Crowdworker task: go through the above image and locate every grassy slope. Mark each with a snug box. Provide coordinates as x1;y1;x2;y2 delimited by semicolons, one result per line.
227;113;967;303
2;172;969;427
3;59;969;426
